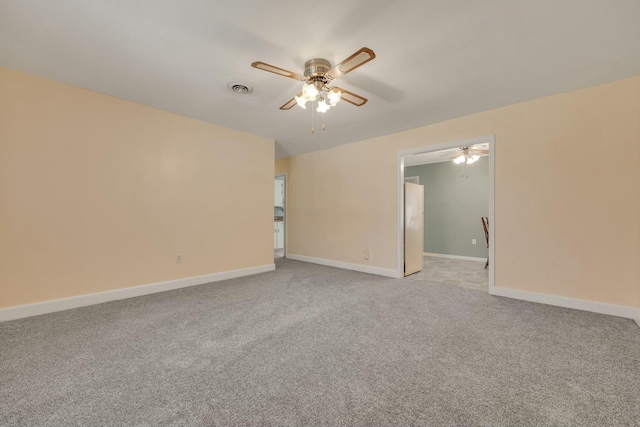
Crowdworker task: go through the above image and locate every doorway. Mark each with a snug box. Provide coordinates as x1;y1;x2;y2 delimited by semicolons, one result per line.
274;173;287;259
397;136;495;291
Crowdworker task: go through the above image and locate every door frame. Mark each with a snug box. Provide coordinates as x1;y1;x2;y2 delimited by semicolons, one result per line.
275;172;288;258
396;135;495;291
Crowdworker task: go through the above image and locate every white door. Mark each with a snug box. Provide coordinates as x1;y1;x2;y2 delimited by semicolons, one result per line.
276;222;284;249
274;179;284;207
274;223;278;249
274;174;287;257
404;182;424;276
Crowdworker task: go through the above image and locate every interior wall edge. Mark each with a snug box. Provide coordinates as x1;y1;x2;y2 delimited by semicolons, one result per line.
0;264;276;323
423;253;486;262
287;254;403;278
490;286;637;320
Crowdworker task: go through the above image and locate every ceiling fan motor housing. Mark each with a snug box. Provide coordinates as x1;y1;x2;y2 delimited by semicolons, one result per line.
304;58;331;91
304;58;331;78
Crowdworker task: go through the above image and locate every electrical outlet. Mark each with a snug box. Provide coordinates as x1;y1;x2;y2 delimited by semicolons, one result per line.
176;255;183;264
364;249;369;260
472;239;477;245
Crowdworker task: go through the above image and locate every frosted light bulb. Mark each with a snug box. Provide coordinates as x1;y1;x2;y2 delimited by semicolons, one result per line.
453;154;465;164
327;89;342;106
295;95;307;109
302;83;319;101
316;99;330;113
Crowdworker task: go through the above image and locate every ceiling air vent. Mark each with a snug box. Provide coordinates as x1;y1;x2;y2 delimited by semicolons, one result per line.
228;82;253;94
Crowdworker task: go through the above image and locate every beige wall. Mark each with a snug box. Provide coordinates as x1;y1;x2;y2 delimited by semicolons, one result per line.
280;76;640;308
0;67;274;309
275;158;290;176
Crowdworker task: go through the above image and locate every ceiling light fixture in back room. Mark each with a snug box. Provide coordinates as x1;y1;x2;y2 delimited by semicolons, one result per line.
251;47;376;133
452;146;489;165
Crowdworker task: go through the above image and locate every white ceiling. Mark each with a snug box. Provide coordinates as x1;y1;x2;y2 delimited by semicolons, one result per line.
1;1;639;159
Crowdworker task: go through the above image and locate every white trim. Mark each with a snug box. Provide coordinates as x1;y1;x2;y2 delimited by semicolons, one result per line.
397;152;406;276
405;153;490;167
635;310;640;329
287;253;403;278
487;138;495;292
490;286;637;319
398;135;495;284
0;264;275;322
423;252;486;262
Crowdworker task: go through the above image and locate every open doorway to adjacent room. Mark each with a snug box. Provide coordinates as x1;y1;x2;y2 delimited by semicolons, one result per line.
274;173;287;259
398;136;495;292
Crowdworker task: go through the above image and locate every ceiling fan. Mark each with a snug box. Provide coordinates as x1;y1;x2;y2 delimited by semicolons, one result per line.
251;47;376;111
452;146;489;164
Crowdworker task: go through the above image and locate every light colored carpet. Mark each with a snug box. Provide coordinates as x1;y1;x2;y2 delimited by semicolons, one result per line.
412;256;489;292
1;259;639;426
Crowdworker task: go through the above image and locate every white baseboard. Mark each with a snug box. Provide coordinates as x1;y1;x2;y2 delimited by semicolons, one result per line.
490;286;637;319
423;252;486;262
287;253;403;278
0;263;275;322
635;310;640;329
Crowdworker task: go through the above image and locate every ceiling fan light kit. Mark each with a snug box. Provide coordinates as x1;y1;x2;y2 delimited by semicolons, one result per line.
251;47;375;132
452;147;488;165
453;152;479;165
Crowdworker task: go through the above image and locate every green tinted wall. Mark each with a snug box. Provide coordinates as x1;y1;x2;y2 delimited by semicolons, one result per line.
405;157;488;258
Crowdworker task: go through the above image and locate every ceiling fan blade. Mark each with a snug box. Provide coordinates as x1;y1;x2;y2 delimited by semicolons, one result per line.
331;87;368;106
251;61;305;81
279;93;303;110
326;47;376;80
473;149;490;155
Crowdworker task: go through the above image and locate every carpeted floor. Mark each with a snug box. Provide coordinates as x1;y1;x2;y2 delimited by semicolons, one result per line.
1;259;639;426
414;256;488;292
